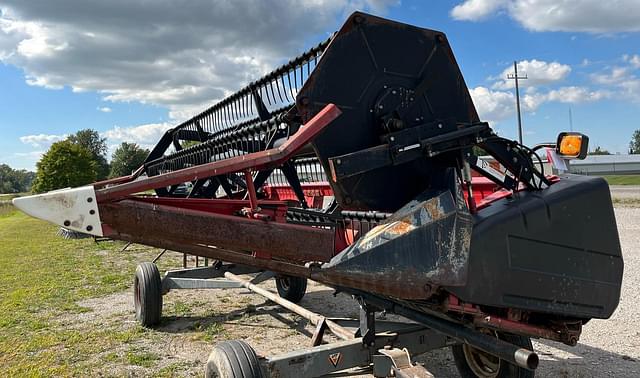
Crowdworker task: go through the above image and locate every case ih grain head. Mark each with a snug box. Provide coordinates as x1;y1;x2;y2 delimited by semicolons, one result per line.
14;12;623;377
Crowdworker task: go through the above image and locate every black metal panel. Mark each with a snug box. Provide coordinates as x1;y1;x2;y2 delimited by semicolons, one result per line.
448;175;623;319
316;184;473;300
298;12;479;212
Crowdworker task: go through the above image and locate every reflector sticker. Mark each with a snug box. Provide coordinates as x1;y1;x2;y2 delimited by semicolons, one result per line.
328;352;342;367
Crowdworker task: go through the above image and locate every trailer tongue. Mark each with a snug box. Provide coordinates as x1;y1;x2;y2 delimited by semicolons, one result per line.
14;11;623;377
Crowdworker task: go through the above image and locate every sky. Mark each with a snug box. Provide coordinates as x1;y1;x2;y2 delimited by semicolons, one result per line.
1;0;639;171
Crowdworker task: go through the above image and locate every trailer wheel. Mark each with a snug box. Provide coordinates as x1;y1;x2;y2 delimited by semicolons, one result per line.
206;340;263;378
452;331;534;378
133;262;162;327
275;275;307;303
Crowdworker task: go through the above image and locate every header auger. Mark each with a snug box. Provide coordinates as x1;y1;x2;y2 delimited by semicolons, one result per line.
14;12;622;377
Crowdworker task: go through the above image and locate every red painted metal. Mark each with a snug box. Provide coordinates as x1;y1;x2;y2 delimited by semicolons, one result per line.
473;315;564;342
129;196;288;222
446;294;573;344
244;170;259;212
263;182;334;208
445;294;482;315
93;165;144;189
95;104;342;203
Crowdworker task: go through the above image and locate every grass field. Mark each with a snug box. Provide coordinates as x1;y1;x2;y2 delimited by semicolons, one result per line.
0;211;184;376
601;175;640;185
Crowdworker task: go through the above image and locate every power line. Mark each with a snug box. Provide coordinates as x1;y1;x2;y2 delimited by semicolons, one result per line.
507;61;527;144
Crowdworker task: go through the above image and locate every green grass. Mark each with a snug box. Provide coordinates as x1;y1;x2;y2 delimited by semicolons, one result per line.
199;322;226;342
601;175;640;185
0;192;28;200
0;201;15;217
126;349;160;367
0;212;156;376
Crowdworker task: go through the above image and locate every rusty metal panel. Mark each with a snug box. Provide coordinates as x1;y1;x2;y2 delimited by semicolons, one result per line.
99;199;335;263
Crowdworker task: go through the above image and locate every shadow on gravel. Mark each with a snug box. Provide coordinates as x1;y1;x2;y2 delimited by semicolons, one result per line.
157;297;317;337
536;339;639;377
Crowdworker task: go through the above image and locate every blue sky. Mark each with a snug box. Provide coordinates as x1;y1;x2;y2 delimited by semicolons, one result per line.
1;0;639;170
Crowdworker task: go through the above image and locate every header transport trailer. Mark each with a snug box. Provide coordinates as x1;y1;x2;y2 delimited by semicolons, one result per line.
14;12;622;378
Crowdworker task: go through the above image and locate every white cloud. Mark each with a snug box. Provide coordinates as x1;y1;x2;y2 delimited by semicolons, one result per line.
97;106;112;113
623;54;640;69
103;123;172;150
469;86;514;124
492;59;571;90
545;86;610;103
619;79;640;103
19;133;66;148
0;1;399;121
451;0;640;33
589;58;640;103
470;85;609;125
591;66;630;85
451;0;507;21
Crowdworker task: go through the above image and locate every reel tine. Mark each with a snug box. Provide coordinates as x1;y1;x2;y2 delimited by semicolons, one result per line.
233;98;240;121
275;76;284;102
216;107;222;131
280;74;290;102
287;70;294;99
299;63;304;91
223;103;229;128
293;66;297;94
242;92;248;118
263;85;272;106
269;81;277;106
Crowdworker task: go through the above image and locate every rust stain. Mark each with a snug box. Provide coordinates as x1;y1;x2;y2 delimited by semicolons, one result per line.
423;196;445;220
41;193;75;209
386;220;415;235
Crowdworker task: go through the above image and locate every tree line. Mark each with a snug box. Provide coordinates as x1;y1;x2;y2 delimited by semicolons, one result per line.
0;165;35;193
31;129;150;193
0;129;149;194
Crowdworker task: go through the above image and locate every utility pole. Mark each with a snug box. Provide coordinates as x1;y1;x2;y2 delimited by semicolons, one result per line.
569;107;573;131
507;61;527;144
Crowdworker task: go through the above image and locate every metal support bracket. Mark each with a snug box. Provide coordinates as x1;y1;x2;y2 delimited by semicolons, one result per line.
161;265;269;294
373;347;434;378
311;317;328;346
358;304;376;347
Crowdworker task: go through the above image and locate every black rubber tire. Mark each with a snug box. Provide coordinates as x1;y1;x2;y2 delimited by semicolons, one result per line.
452;332;535;378
275;275;307;303
133;262;162;327
205;340;263;378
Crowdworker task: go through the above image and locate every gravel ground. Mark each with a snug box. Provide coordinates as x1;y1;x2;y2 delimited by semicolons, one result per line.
61;189;640;377
610;185;640;199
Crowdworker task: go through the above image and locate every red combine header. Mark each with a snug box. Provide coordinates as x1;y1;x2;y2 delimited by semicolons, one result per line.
14;12;622;378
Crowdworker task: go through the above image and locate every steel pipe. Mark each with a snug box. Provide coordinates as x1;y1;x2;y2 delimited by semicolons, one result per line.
223;272;354;341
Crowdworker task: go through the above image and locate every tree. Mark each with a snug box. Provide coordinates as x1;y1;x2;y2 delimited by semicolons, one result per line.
630;129;640;154
67;129;110;179
589;146;611;155
0;164;35;193
109;142;149;178
31;141;97;193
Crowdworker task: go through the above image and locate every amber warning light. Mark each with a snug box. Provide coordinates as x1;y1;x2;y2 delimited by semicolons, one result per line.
556;132;589;160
